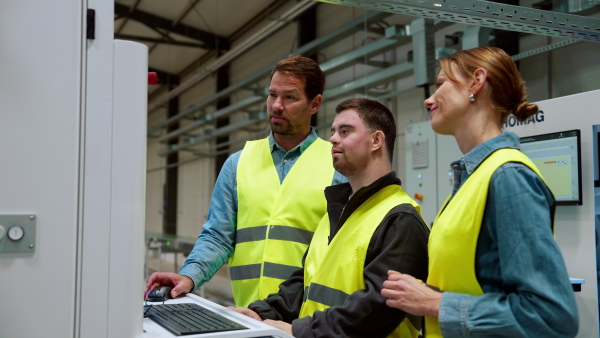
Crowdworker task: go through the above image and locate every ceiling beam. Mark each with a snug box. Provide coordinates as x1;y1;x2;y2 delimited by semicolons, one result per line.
228;0;291;41
172;0;201;26
114;3;230;50
115;0;141;34
115;33;207;48
147;0;286;102
148;67;180;87
146;0;318;113
312;0;600;42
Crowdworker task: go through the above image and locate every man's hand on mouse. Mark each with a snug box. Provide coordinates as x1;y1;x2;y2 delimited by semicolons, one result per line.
145;272;195;299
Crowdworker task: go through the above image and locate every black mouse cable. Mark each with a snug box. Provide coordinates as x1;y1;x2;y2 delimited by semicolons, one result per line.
144;299;168;318
143;301;153;318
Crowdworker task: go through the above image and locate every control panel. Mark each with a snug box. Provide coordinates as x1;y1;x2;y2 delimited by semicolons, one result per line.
0;215;36;253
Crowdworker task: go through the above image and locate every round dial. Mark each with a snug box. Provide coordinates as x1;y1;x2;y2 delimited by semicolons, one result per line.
8;226;24;241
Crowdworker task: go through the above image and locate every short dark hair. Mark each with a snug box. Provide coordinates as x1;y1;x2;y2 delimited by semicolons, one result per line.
335;98;396;163
270;55;325;101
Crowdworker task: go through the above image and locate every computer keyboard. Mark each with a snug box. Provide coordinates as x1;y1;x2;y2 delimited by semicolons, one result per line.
144;303;248;336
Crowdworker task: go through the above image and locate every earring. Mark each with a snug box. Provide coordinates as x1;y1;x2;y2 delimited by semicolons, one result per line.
468;93;476;102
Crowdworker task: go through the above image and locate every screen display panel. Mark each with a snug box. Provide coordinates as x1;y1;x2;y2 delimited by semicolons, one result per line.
520;130;582;206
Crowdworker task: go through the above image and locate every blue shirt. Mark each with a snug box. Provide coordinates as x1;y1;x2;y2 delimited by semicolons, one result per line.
179;128;346;290
438;132;579;337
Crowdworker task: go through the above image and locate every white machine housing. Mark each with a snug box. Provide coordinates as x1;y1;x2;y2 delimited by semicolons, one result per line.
0;1;147;337
405;122;461;225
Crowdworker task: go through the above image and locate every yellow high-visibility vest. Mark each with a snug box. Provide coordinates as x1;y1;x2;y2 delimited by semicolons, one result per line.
426;149;546;337
230;137;335;307
301;184;423;338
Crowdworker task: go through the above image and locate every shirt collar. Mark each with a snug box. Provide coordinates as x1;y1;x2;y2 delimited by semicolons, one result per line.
461;132;521;174
268;127;319;154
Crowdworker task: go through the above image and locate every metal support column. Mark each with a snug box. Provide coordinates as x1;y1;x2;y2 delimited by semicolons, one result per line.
462;25;493;49
164;76;179;235
298;5;319;127
411;18;436;100
215;61;231;177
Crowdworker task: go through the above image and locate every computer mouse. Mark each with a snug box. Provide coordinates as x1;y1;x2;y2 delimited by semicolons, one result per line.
147;286;173;302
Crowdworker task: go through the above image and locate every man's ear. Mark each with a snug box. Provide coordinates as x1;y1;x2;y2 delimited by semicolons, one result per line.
372;130;385;152
310;94;323;115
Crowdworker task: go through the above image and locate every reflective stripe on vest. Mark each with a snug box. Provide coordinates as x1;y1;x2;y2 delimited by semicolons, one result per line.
236;225;314;245
301;184;423;338
229;137;335;307
425;149;547;337
302;283;349;307
230;262;300;281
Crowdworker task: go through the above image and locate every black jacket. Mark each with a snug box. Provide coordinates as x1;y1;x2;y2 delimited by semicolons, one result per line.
249;172;430;338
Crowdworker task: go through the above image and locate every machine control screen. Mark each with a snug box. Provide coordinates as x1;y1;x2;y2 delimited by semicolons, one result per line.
520;130;582;205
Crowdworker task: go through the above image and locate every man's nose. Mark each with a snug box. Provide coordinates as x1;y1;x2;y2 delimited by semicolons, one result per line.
272;97;283;110
330;132;338;144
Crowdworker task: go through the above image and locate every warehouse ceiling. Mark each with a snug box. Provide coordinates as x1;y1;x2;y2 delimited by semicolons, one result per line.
114;0;600;165
114;0;314;98
114;0;600;103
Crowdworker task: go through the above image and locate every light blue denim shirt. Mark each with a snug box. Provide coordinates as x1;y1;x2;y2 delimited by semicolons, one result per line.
438;132;579;337
179;128;346;290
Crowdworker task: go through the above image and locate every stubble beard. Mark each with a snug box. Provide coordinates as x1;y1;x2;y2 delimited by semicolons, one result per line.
270;119;293;135
269;109;294;135
333;157;357;177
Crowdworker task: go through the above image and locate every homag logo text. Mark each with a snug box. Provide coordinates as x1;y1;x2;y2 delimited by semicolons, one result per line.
504;110;545;128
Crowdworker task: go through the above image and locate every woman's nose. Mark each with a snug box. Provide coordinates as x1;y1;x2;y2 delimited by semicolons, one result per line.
424;96;434;108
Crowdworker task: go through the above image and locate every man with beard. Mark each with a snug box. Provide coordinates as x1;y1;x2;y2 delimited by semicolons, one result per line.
145;55;346;307
230;98;430;337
